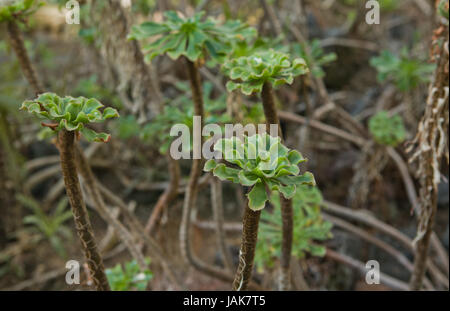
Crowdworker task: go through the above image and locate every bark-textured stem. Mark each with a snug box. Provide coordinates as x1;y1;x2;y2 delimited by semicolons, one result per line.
58;130;110;291
408;25;449;290
261;81;294;290
179;58;235;283
0;135;11;247
74;145;148;271
261;82;282;136
180;58;204;268
211;178;234;272
0;113;21;244
180;59;263;289
144;155;180;234
279;196;294;290
232;205;261;290
96;180;182;289
6;20;43;96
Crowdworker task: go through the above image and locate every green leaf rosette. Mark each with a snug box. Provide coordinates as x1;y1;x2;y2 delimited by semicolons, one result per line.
368;111;406;147
128;11;256;62
20;92;119;143
222;50;309;95
204;133;315;211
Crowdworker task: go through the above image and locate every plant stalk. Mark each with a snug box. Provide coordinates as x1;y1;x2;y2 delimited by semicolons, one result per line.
0;138;10;247
261;81;294;290
279;196;294;290
179;58;235;283
6;20;43;96
96;178;182;289
180;58;204;268
0;112;21;244
232;204;261;290
211;177;234;272
58;130;110;291
408;25;449;291
144;154;180;234
74;145;148;271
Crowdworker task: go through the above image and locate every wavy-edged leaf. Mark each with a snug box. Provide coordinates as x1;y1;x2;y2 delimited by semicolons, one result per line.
238;170;261;186
80;128;111;143
212;163;240;183
204;159;218;172
247;182;268;211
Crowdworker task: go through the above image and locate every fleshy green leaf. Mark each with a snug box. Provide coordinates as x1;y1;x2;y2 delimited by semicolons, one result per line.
247;182;268;211
238;171;261;186
278;184;296;199
287;150;305;165
276;172;316;186
80;128;111;143
204;159;218;172
212;164;240;183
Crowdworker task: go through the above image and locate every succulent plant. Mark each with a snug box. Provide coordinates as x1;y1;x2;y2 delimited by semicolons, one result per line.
128;11;256;62
139;82;230;154
439;0;449;20
370;49;435;92
206;36;286;67
0;0;42;23
369;111;406;147
230;36;288;59
255;186;332;272
20;92;119;142
291;39;337;78
106;258;153;291
204;133;315;211
19;195;72;258
222;50;309;95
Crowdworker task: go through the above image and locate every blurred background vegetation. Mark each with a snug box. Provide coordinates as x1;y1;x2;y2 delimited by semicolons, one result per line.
0;0;448;291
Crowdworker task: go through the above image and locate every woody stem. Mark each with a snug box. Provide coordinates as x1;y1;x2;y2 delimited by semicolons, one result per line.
261;81;294;290
58;130;110;291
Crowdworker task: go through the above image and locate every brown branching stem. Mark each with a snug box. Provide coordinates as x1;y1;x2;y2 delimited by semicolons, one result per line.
180;58;236;284
325;201;449;289
211;178;234;272
0;113;22;243
325;248;409;291
387;147;449;276
2;243;124;291
58;130;109;291
259;0;284;39
232;204;261;291
6;20;43;96
0;138;12;247
280;110;449;280
408;25;449;290
74;145;148;271
144;155;180;234
323;213;434;290
261;82;293;290
96;180;182;289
